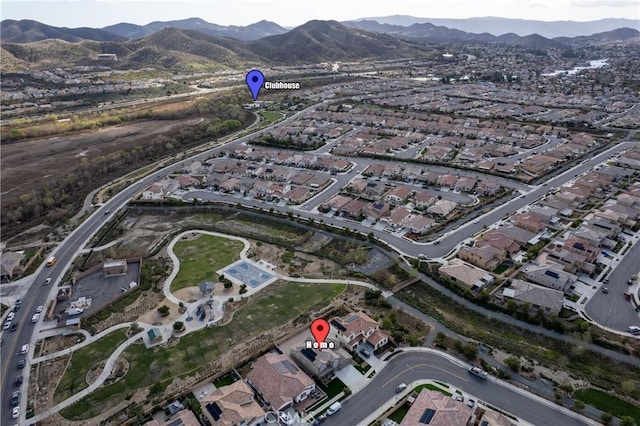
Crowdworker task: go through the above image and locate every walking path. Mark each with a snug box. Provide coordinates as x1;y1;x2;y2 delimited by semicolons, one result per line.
26;230;377;424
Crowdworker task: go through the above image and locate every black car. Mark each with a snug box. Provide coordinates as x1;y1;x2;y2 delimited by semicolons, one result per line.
10;391;20;406
17;359;25;369
15;375;23;386
359;348;371;358
10;321;19;331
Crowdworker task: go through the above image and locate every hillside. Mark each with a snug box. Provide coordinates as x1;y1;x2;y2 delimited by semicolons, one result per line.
1;19;126;43
102;17;287;41
245;20;431;63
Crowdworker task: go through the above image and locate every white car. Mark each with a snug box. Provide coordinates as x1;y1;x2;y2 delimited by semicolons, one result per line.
36;305;44;313
3;321;11;330
279;412;293;425
32;313;40;323
21;344;29;354
12;406;20;419
7;312;15;322
628;326;640;335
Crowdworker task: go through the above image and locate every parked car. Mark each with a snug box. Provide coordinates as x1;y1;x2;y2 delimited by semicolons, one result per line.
7;312;15;322
10;391;20;406
32;313;40;323
467;399;475;408
10;321;19;331
36;305;44;313
395;383;407;393
602;287;609;294
12;406;20;419
17;359;25;369
326;402;342;416
359;348;371;358
312;414;327;425
628;326;640;335
278;411;293;425
15;375;22;386
21;344;29;354
3;321;12;330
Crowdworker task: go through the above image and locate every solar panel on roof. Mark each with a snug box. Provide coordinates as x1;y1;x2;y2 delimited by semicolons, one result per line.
206;402;223;420
301;348;317;362
282;359;299;373
419;408;436;424
331;319;346;332
344;315;358;323
544;270;560;279
274;362;289;374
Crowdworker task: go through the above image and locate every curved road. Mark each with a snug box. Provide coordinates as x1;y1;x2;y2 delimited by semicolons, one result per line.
323;351;597;426
1;96;635;424
0;101;326;426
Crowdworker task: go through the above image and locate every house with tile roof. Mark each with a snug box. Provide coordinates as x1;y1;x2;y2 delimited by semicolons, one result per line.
245;352;315;412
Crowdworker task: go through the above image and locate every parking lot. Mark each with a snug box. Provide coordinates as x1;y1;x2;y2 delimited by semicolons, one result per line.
66;261;141;318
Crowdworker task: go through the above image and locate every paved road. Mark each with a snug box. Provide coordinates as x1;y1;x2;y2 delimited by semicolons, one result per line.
1;99;634;424
0;101;324;426
182;140;633;261
584;235;640;330
322;351;595;426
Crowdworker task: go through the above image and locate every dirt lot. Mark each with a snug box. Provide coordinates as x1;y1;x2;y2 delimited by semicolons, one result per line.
1;117;200;204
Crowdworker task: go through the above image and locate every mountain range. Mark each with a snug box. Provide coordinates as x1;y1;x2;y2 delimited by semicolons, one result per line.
1;18;638;71
357;16;639;38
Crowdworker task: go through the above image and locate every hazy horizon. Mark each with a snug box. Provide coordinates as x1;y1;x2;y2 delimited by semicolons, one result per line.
2;0;639;28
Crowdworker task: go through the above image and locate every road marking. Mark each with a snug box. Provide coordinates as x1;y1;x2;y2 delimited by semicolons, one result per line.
381;362;468;388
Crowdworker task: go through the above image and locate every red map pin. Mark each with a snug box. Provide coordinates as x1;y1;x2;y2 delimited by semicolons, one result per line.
311;318;330;351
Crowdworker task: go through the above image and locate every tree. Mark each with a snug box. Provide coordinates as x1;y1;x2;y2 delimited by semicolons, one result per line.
572;399;584;412
600;413;613;425
621;379;636;396
224;280;233;289
157;305;170;317
462;342;478;361
504;356;521;372
173;321;184;332
620;416;636;426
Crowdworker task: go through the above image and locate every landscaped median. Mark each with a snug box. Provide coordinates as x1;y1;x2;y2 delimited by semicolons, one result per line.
57;281;346;421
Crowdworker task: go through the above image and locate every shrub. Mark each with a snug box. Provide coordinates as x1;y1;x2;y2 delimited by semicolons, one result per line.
173;321;184;332
157;305;170;317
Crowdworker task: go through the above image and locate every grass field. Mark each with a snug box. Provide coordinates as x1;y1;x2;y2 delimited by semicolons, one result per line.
58;281;345;420
259;110;284;126
53;329;128;404
573;388;640;420
170;234;244;292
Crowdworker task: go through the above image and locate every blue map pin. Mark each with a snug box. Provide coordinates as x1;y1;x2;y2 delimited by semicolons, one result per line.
246;69;265;101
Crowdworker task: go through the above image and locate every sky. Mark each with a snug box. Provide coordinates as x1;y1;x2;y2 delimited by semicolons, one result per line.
2;0;638;28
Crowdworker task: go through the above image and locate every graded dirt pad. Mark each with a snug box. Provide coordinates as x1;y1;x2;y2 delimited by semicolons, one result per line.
1;117;200;204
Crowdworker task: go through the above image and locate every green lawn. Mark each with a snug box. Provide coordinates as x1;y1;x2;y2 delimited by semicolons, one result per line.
171;234;244;292
388;403;411;423
413;383;453;397
59;281;345;420
573;388;640;420
260;110;284;125
53;329;128;404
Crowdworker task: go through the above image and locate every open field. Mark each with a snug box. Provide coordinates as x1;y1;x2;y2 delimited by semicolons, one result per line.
58;281;346;420
1;118;200;206
53;329;128;404
170;234;244;292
